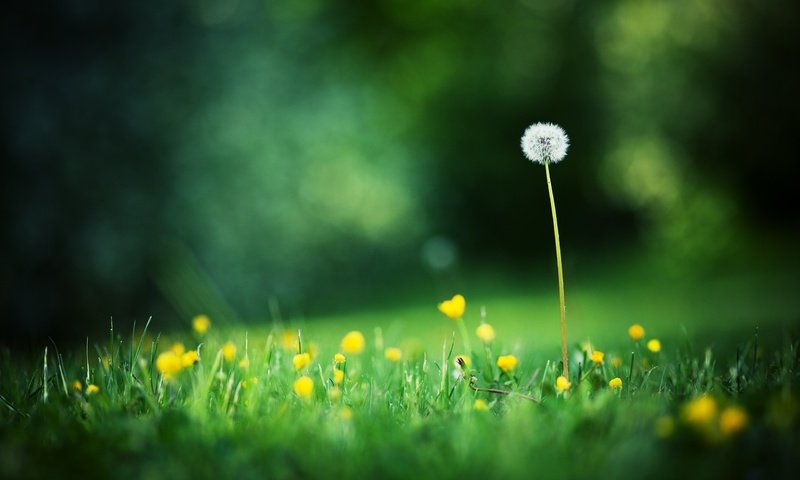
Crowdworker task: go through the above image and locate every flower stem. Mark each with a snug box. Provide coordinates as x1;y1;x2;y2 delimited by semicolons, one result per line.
545;161;569;378
456;318;472;355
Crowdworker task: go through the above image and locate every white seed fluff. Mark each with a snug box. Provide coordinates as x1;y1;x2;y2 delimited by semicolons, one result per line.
520;122;570;165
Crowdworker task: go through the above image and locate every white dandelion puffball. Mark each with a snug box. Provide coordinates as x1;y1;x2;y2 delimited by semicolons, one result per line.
521;122;570;165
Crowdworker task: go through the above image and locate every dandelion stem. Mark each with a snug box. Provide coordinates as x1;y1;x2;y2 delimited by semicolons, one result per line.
545;160;568;378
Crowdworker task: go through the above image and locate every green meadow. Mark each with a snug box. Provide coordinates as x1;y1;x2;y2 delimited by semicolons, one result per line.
2;251;798;480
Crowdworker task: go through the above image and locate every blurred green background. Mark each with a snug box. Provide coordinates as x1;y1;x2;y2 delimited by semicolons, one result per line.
2;0;799;341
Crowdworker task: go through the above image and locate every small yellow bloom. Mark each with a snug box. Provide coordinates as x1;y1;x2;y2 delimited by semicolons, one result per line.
719;406;748;436
341;331;365;354
438;294;466;320
306;342;319;359
590;351;605;364
72;380;83;392
628;324;645;341
647;339;662;353
340;406;353;420
385;347;402;363
476;323;495;343
328;387;342;401
611;357;623;368
496;354;518;373
293;376;314;398
555;375;571;393
473;399;489;411
239;358;250;369
242;377;259;389
454;354;472;369
281;330;299;351
222;342;237;362
333;369;345;385
181;350;199;367
654;416;675;438
334;353;346;364
293;352;311;370
86;384;100;395
192;314;211;335
682;395;717;426
156;351;183;377
609;377;623;389
170;343;185;356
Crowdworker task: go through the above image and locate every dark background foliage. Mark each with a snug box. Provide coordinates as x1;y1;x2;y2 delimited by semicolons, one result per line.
2;0;798;341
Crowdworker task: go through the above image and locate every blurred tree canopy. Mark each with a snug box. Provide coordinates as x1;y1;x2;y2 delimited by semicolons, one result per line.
2;0;798;339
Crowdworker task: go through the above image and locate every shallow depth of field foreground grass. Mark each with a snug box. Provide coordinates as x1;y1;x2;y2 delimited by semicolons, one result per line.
1;261;799;480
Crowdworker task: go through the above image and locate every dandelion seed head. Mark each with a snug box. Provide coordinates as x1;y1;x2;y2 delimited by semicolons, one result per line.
521;122;570;165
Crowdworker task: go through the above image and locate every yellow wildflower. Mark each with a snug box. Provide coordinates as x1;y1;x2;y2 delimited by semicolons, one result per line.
222;342;237;362
293;352;311;370
306;342;319;359
340;406;353;420
239;358;250;369
647;339;662;353
293;376;314;398
611;357;623;368
628;324;645;341
170;343;185;356
590;351;605;364
438;294;466;320
156;351;183;377
341;331;365;354
242;377;258;389
473;399;489;411
86;384;100;395
496;355;518;373
281;330;299;351
181;350;199;367
654;416;675;438
455;354;471;369
334;353;346;364
385;347;402;363
609;377;623;389
72;380;83;392
333;369;345;385
682;395;717;426
719;406;748;436
328;387;341;401
555;375;571;393
192;314;211;335
476;323;495;343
